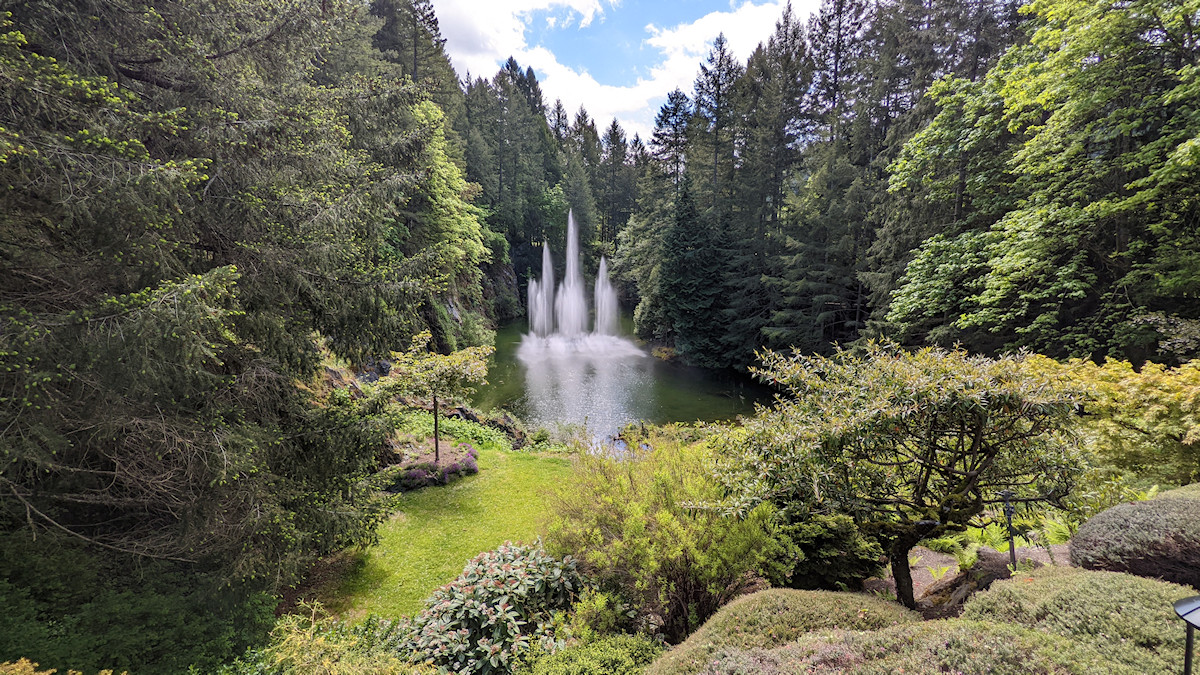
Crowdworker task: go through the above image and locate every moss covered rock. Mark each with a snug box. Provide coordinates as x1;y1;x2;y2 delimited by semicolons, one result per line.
646;589;918;675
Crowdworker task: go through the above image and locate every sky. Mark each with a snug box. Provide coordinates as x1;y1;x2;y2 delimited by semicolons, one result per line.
434;0;822;141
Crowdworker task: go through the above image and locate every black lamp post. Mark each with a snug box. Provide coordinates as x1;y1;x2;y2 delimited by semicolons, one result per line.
1177;595;1200;675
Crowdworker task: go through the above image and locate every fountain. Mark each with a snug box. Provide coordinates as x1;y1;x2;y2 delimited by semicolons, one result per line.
517;211;647;438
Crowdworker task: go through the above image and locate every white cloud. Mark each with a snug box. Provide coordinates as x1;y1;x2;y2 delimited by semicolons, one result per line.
436;0;822;141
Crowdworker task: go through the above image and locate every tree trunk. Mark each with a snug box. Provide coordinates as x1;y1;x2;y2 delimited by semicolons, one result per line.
433;394;440;465
890;546;917;609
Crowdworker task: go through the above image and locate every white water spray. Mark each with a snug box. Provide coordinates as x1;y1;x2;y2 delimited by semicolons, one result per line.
519;210;646;439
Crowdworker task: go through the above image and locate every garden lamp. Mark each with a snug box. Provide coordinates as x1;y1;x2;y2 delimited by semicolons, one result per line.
1177;595;1200;675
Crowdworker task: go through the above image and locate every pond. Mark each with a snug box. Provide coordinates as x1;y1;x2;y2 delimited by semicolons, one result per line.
473;320;773;440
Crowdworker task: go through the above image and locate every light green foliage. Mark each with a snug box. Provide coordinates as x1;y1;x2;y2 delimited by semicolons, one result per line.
1033;356;1200;484
962;567;1193;673
717;342;1083;607
1068;497;1200;587
564;589;638;643
219;610;429;675
544;426;790;643
646;589;918;675
380;330;493;454
517;635;661;675
888;0;1200;359
0;660;121;675
398;542;586;675
1160;482;1200;499
693;619;1127;675
318;438;569;619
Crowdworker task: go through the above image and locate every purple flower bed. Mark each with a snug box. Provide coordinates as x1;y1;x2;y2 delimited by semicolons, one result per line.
389;444;479;492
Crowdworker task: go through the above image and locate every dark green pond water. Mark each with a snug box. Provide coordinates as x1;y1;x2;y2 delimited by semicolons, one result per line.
473;320;772;439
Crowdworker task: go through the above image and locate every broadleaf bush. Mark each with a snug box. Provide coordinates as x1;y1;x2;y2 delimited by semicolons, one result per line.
544;428;791;643
398;542;585;674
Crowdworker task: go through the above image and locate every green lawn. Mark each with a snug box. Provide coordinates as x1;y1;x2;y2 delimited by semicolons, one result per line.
320;434;572;620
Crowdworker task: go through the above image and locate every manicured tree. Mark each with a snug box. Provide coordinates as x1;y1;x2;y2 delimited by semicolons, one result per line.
716;342;1083;608
383;332;492;463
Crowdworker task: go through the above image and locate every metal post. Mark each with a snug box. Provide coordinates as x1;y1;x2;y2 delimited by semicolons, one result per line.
1187;623;1194;675
1176;596;1200;675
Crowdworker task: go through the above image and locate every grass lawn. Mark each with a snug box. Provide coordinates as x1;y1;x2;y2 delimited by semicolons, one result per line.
316;428;572;620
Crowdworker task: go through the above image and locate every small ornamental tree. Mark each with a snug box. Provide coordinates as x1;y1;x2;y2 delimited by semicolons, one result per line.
715;342;1084;608
382;332;492;464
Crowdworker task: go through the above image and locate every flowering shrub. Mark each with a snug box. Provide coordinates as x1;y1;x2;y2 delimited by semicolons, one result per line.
386;444;479;491
399;542;586;674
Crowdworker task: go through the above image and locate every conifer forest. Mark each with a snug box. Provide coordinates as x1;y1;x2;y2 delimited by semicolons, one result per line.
1;0;1199;672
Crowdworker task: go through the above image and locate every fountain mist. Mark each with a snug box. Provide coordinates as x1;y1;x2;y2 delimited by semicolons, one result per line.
518;210;646;440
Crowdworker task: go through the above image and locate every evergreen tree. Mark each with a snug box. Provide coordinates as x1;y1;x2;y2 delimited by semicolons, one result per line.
658;177;728;366
691;34;746;213
650;88;692;192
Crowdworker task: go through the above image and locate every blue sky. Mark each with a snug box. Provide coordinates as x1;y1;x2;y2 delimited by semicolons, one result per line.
435;0;822;139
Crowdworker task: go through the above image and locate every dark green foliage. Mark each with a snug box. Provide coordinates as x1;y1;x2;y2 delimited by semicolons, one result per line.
0;533;274;675
779;514;884;590
1069;498;1200;588
962;567;1193;673
656;178;728;367
646;589;918;675
691;620;1126;675
518;635;662;675
398;542;586;674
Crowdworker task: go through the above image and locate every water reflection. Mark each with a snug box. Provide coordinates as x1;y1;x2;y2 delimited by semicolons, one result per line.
517;334;652;440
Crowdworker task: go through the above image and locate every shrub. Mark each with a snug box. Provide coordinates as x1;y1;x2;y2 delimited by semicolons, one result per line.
218;611;429;675
399;542;586;674
544;429;790;643
1159;482;1200;500
565;589;638;643
381;444;480;491
0;660;121;675
692;620;1125;675
1068;498;1200;587
779;514;884;590
647;589;918;675
517;635;662;675
962;566;1193;673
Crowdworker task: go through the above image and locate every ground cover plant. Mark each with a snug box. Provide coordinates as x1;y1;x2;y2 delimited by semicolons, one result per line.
962;566;1193;673
647;588;918;675
692;620;1127;675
